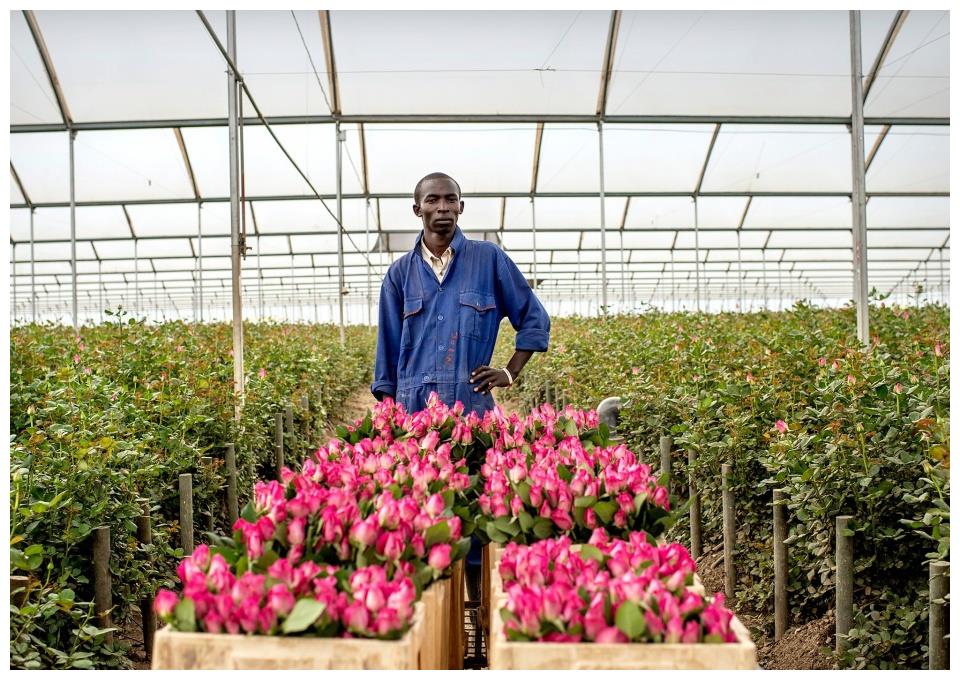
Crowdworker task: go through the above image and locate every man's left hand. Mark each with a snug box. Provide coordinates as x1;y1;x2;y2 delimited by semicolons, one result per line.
470;366;511;394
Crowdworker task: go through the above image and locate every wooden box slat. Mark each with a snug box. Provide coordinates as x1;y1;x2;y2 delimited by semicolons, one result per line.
151;601;425;670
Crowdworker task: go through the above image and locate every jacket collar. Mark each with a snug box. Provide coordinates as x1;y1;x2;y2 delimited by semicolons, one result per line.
413;225;466;257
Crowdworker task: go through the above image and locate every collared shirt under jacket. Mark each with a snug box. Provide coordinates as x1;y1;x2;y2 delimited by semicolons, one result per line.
372;226;550;416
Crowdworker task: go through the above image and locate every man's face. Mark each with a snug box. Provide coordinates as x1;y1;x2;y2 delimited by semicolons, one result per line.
413;178;463;238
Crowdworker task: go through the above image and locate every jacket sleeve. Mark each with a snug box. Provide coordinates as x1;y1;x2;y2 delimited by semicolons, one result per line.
372;270;402;397
494;248;551;352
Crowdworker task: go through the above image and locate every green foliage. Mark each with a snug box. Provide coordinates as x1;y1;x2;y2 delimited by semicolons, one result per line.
496;302;949;669
10;313;375;668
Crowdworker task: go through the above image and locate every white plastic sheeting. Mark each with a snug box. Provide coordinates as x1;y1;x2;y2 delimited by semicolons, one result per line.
8;9;950;323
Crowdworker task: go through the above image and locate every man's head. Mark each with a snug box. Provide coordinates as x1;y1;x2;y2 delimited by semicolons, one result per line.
413;172;463;239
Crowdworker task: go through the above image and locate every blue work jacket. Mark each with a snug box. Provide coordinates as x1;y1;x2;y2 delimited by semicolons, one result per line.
372;226;550;416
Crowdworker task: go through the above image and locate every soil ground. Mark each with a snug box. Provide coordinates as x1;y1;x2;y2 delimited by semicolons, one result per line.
695;542;836;670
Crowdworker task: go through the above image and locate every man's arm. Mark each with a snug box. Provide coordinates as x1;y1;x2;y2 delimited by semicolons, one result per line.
371;273;402;401
471;249;551;395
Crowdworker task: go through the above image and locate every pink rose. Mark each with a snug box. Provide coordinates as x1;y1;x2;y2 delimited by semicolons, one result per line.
428;543;452;571
154;589;179;619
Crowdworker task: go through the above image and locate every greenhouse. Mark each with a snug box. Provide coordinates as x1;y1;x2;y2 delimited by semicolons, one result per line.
8;9;950;671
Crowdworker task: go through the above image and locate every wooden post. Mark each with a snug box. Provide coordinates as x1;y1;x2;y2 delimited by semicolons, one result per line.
275;412;285;479
225;443;238;526
688;447;701;559
285;402;294;450
722;463;736;603
136;507;155;660
659;435;672;488
773;489;788;641
300;393;310;452
201;456;214;533
92;525;113;642
929;560;949;669
835;514;853;653
10;575;29;607
179;473;194;555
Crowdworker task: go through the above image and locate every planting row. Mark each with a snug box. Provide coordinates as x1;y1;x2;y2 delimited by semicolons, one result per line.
496;302;949;669
9;316;375;670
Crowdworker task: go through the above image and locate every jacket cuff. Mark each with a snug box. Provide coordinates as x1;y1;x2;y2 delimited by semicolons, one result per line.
515;329;550;352
371;380;396;398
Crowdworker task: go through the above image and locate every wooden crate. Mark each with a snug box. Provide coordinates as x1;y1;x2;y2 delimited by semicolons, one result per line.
488;608;757;670
486;544;757;669
420;580;442;669
448;559;465;669
151;601;425;670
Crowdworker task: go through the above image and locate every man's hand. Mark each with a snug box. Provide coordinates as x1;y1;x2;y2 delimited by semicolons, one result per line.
470;366;511;395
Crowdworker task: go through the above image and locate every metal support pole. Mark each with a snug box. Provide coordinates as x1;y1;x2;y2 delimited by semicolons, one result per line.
134;238;139;319
693;197;701;312
670;249;676;312
737;229;743;311
69;129;78;332
335;122;346;346
98;259;103;323
620;230;626;313
227;11;244;420
258;234;264;320
198;203;203;322
531;197;538;292
365;198;372;327
773;489;789;641
929;560;949;669
849;11;870;346
835;514;853;652
597;121;608;312
30;207;36;323
275;412;285;479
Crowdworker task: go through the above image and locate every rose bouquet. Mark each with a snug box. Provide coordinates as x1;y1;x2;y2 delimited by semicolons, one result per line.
154;545;417;639
474;404;671;544
497;530;738;644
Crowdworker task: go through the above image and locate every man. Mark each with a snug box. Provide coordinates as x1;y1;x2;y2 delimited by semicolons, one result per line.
372;172;550;416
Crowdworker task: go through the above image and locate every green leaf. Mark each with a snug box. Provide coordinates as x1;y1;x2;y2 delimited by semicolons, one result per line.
574;495;597;509
494;516;520;537
577;544;604;563
282;598;326;634
425;520;451;547
594;500;616;524
532;517;553;539
174;598;196;632
518;511;534;532
515;481;532;505
556;464;573;483
614;600;645;640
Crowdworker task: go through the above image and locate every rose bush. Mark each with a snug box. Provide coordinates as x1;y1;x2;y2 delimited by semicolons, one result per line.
9;313;375;668
497;302;948;668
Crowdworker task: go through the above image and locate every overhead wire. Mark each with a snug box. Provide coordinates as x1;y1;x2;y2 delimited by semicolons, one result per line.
195;10;374;267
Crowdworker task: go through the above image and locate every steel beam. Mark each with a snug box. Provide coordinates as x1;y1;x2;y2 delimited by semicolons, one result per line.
11;114;950;134
864;11;909;102
11;188;947;211
596;11;622;116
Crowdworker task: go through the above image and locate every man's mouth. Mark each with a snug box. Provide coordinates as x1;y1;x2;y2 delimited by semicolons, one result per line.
435;219;453;226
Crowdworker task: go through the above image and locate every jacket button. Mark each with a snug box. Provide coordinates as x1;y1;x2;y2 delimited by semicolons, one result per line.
423;376;429;382
439;344;445;350
438;314;444;321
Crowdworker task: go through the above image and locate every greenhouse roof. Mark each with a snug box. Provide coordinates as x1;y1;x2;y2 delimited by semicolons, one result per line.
9;9;950;322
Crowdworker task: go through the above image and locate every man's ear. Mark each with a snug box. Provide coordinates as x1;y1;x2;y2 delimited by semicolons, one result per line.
459;200;465;214
412;203;422;217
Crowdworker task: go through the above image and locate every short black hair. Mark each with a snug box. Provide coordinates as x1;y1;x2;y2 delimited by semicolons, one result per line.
414;172;461;204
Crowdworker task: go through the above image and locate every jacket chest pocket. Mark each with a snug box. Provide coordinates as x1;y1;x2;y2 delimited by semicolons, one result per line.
458;290;497;341
400;297;423;348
